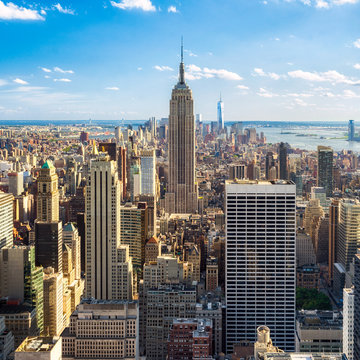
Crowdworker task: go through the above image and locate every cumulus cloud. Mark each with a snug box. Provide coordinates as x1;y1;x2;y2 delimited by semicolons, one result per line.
154;65;174;71
237;85;250;90
354;64;360;70
257;88;279;98
288;69;360;85
184;49;197;57
53;3;75;15
54;67;74;74
53;78;71;82
0;1;45;20
167;5;178;12
41;67;52;73
271;0;358;7
354;39;360;48
110;0;156;11
13;78;28;85
186;64;242;81
105;86;119;90
253;68;283;80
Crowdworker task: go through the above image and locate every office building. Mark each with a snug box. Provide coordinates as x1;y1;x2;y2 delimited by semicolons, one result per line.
296;230;316;267
115;245;134;300
349;120;355;141
295;310;342;353
140;149;156;196
136;194;157;237
167;318;212;360
43;268;63;337
8;172;23;196
225;180;296;352
165;44;198;214
145;284;197;360
296;265;320;289
0;316;14;360
329;199;339;284
35;221;62;273
145;236;160;263
353;253;360;360
217;94;224;131
61;300;138;360
229;164;246;180
343;288;354;360
63;223;81;281
85;155;123;300
0;246;44;333
279;142;288;180
206;256;218;291
120;202;148;269
15;336;62;360
36;161;59;223
317;146;333;197
0;193;13;250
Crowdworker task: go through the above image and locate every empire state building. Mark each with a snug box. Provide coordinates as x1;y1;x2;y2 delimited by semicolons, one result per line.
165;44;198;214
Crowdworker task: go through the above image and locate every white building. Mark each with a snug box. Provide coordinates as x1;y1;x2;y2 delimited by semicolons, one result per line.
0;193;14;250
225;180;296;353
8;172;23;196
140;149;155;196
15;336;62;360
343;288;354;360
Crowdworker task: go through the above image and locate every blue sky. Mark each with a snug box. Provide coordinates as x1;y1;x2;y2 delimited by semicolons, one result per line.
1;0;360;121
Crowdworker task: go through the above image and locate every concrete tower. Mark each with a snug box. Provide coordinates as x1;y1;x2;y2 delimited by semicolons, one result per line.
165;41;198;214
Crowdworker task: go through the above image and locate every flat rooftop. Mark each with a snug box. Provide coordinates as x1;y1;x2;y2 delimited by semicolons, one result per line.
16;337;58;353
226;179;295;185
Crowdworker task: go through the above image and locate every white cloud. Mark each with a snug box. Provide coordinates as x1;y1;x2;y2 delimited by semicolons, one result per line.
54;78;71;82
237;85;250;90
110;0;156;11
253;67;283;80
288;69;360;85
137;67;143;71
53;3;75;15
354;64;360;70
257;88;278;98
315;0;330;8
154;65;174;71
184;49;197;57
0;79;8;86
44;75;50;79
0;1;45;20
167;5;178;12
105;86;119;90
54;67;74;74
41;67;52;73
186;65;242;81
40;9;46;15
275;0;358;7
354;39;360;48
13;78;28;85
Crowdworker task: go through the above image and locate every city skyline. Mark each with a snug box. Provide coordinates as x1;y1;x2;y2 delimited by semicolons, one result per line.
1;0;360;121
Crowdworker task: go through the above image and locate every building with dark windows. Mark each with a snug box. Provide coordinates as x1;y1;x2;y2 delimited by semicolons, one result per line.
317;146;333;197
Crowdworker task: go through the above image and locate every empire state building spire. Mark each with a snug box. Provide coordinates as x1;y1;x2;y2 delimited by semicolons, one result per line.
179;37;185;84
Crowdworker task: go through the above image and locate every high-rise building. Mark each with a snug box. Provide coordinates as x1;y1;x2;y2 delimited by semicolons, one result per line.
61;300;139;360
165;44;198;214
329;199;339;284
8;171;23;196
317;146;333;197
145;284;197;360
0;246;44;333
217;94;224;131
140;149;156;196
343;287;354;360
120;202;148;270
85;155;123;300
265;152;275;180
349;120;355;141
353;253;360;360
35;221;63;273
63;223;81;281
206;256;218;291
338;199;360;272
279;142;288;180
225;180;296;352
136;194;157;237
15;336;62;360
229;164;246;180
116;245;134;300
36;161;59;223
0;193;14;250
0;316;14;360
145;236;160;263
43;268;64;337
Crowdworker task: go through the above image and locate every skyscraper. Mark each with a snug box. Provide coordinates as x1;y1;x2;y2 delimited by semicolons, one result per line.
279;142;288;180
328;199;339;284
165;43;198;214
225;180;296;353
343;287;354;360
349;120;355;141
85;155;123;300
140;149;156;196
36;161;59;222
353;252;360;360
217;94;224;131
317;146;333;197
0;193;14;250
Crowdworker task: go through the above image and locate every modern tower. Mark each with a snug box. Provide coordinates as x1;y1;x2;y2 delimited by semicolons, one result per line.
165;41;198;214
353;252;360;360
217;94;224;131
279;142;288;180
317;145;333;197
0;193;14;250
140;149;156;196
225;180;296;353
349;120;355;141
85;155;123;300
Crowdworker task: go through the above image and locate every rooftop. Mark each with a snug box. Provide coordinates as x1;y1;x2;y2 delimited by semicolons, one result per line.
16;337;58;353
